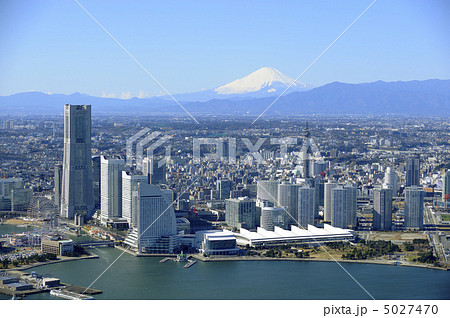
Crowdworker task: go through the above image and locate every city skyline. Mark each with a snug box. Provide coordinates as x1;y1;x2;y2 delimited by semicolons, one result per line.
1;0;450;307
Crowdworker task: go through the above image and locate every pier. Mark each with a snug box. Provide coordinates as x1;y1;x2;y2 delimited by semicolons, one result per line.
159;255;197;268
184;260;197;268
50;289;94;300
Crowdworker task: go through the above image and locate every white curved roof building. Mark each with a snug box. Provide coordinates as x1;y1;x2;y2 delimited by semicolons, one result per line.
234;224;354;247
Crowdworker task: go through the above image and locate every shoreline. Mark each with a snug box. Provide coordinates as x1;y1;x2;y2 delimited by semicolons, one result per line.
190;254;449;271
5;245;445;273
4;254;99;272
112;246;448;271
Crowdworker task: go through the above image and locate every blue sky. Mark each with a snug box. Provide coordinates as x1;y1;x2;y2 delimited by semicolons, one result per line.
0;0;449;98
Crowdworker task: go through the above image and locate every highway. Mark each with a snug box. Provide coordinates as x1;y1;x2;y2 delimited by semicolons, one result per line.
424;205;447;263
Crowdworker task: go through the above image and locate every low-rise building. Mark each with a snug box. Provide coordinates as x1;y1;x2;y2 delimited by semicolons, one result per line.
41;239;74;256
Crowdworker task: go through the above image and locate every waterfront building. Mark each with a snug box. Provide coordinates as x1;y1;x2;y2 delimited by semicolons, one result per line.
11;188;32;211
100;156;125;225
60;104;94;220
373;187;393;231
0;177;24;197
225;197;256;230
404;186;424;230
92;155;101;209
41;239;74;256
324;180;337;222
122;171;148;227
297;185;315;228
406;156;420;187
331;186;347;228
234;224;355;247
277;183;301;226
124;183;178;254
196;230;239;256
0;177;25;211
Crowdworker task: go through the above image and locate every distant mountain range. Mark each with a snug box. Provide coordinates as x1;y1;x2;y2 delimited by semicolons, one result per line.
0;67;449;116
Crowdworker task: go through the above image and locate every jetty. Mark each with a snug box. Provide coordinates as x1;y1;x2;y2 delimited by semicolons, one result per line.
50;289;94;300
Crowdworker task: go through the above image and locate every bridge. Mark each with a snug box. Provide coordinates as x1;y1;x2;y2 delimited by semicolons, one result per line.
75;240;115;247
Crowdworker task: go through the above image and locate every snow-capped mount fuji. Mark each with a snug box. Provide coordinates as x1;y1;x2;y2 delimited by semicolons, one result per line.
214;67;309;95
168;67;312;102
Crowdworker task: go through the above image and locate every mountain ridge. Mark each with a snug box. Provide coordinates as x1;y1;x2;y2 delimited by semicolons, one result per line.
0;78;448;116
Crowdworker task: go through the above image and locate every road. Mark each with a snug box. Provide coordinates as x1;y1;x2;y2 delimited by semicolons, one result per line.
424;205;447;263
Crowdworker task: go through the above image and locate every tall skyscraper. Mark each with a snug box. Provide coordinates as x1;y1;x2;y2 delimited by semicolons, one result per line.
406;156;420;187
331;186;347;228
53;164;62;206
122;171;148;227
225;197;256;229
324;180;337;222
373;187;393;231
124;183;178;254
60;104;94;220
345;184;357;228
278;183;301;226
384;166;398;197
100;156;125;225
297;185;315;228
217;179;232;200
443;170;450;200
404;186;424;230
92;155;101;210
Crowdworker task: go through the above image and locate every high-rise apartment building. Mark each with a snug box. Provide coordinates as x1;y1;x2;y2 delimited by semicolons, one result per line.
331;186;347;228
225;197;256;230
384;167;398;197
92;155;101;210
278;183;301;226
324;180;337;222
100;156;125;225
443;170;450;200
256;180;279;205
373;187;393;231
60;104;94;220
345;184;357;228
122;171;148;227
404;186;424;230
297;185;315;228
406;156;420;187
